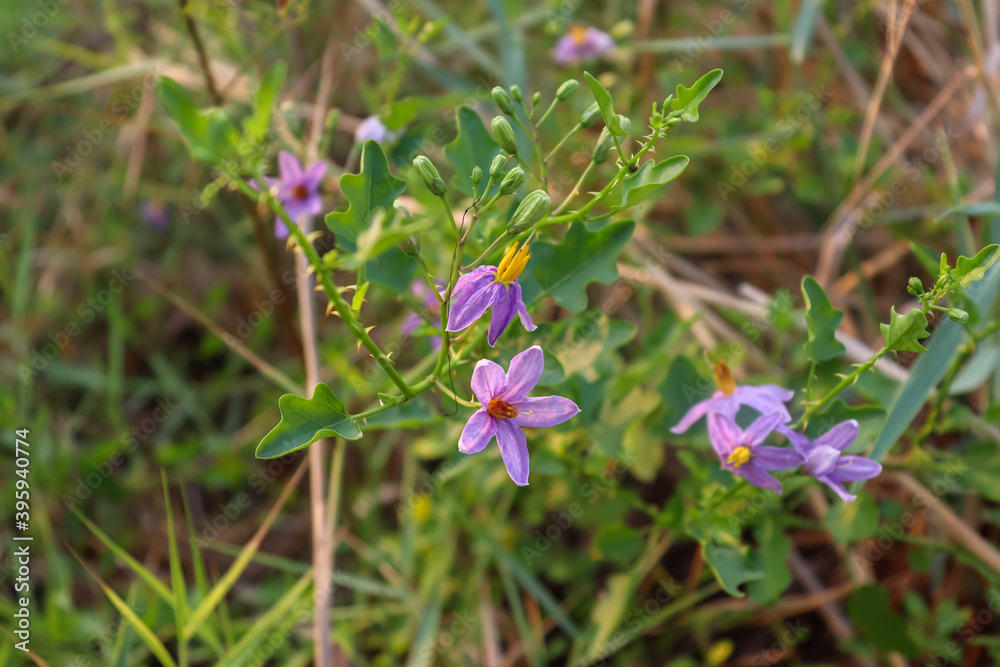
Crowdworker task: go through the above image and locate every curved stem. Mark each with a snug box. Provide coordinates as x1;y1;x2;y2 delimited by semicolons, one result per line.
463;232;510;272
552;159;596;215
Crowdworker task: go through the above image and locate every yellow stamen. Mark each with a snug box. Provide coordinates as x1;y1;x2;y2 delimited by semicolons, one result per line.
495;242;531;283
726;446;752;469
713;360;736;396
569;25;588;46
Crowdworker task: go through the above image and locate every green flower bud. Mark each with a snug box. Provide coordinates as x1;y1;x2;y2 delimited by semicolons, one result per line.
906;277;923;297
946;308;969;323
413;155;447;196
400;234;421;256
616;114;631;135
593;128;614;164
492;116;519;155
580;102;601;127
498;166;525;195
556;79;579;101
471;165;483;186
491;86;514;115
507;190;550;234
510;85;523;103
490;153;508;177
532;91;542;107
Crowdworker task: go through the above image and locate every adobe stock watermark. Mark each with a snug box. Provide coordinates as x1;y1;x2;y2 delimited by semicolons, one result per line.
717;84;831;202
8;0;71;52
221;269;297;350
671;0;752;72
583;577;684;665
925;588;1000;666
52;66;161;181
18;268;135;383
61;396;181;509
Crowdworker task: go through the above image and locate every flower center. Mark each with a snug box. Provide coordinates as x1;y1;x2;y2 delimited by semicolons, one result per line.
713;360;736;396
487;399;518;420
569;25;588;46
495;242;531;284
292;184;310;200
726;446;752;469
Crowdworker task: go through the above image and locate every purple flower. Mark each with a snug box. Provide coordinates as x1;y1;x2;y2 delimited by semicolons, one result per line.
553;26;615;65
403;280;444;348
141;200;169;229
354;115;398;144
459;346;580;486
778;421;882;503
671;361;793;435
707;412;804;493
254;151;327;239
446;242;537;347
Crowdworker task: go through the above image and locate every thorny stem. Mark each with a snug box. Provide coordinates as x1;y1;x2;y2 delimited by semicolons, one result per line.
552;159;595;215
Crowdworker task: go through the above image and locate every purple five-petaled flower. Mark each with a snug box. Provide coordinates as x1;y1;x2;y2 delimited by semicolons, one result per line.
552;26;615;65
446;242;537;347
459;346;580;486
707;411;804;493
254;151;327;239
354;115;398;144
778;421;882;503
671;361;794;435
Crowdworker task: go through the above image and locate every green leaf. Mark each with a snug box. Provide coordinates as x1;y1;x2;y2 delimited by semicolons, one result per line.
615;156;689;210
156;77;237;164
670;69;723;122
347;208;431;268
520;220;635;312
880;306;930;353
443;105;501;196
256;383;362;459
747;517;792;605
933;202;1000;223
953;244;1000;286
801;276;845;362
243;61;286;145
583;71;625;136
701;542;762;597
825;492;879;543
592;525;643;563
789;0;823;63
847;585;920;658
325;140;406;241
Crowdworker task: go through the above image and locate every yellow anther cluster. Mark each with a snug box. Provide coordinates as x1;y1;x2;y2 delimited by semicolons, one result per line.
495;242;532;284
726;446;752;469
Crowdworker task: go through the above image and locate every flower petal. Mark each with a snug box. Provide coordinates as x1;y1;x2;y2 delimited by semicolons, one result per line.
278;151;303;180
707;412;741;457
744;411;784;447
670;397;723;434
302;161;328;189
496;420;530;486
776;424;814;457
447;276;499;332
814;420;860;452
512;281;537;332
459;410;497;454
512;396;580;427
471;359;507;406
735;385;793;421
828;456;882;482
274;217;289;239
738;464;782;493
487;284;517;346
753;446;804;471
817;474;856;502
502;345;544;401
802;444;840;477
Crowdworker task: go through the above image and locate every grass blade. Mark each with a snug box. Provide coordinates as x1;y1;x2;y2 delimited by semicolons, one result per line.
790;0;823;63
161;471;188;666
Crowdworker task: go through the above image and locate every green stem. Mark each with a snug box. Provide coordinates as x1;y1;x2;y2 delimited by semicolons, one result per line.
463;232;510;271
795;349;887;427
544;123;582;163
439;194;459;239
533;99;559;129
552;159;595;215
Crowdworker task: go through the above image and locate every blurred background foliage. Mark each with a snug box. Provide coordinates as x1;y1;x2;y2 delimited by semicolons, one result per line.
2;0;1000;665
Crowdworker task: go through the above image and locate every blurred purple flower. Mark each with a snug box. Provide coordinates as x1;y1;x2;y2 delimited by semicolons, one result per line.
253;151;327;239
446;242;537;347
671;361;793;435
553;26;615;65
459;346;580;486
403;280;445;348
778;421;882;503
354;115;398;144
141;200;169;229
708;411;803;493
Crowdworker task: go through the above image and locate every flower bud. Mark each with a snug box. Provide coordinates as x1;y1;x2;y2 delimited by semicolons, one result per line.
556;79;579;101
616;114;631;135
400;234;421;256
471;165;483;186
498;166;525;195
946;308;969;323
413;155;447;196
492;116;519;155
489;153;508;177
510;85;523;103
532;91;542;107
580;102;601;127
906;277;923;297
506;190;550;234
593;128;614;164
491;86;514;115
